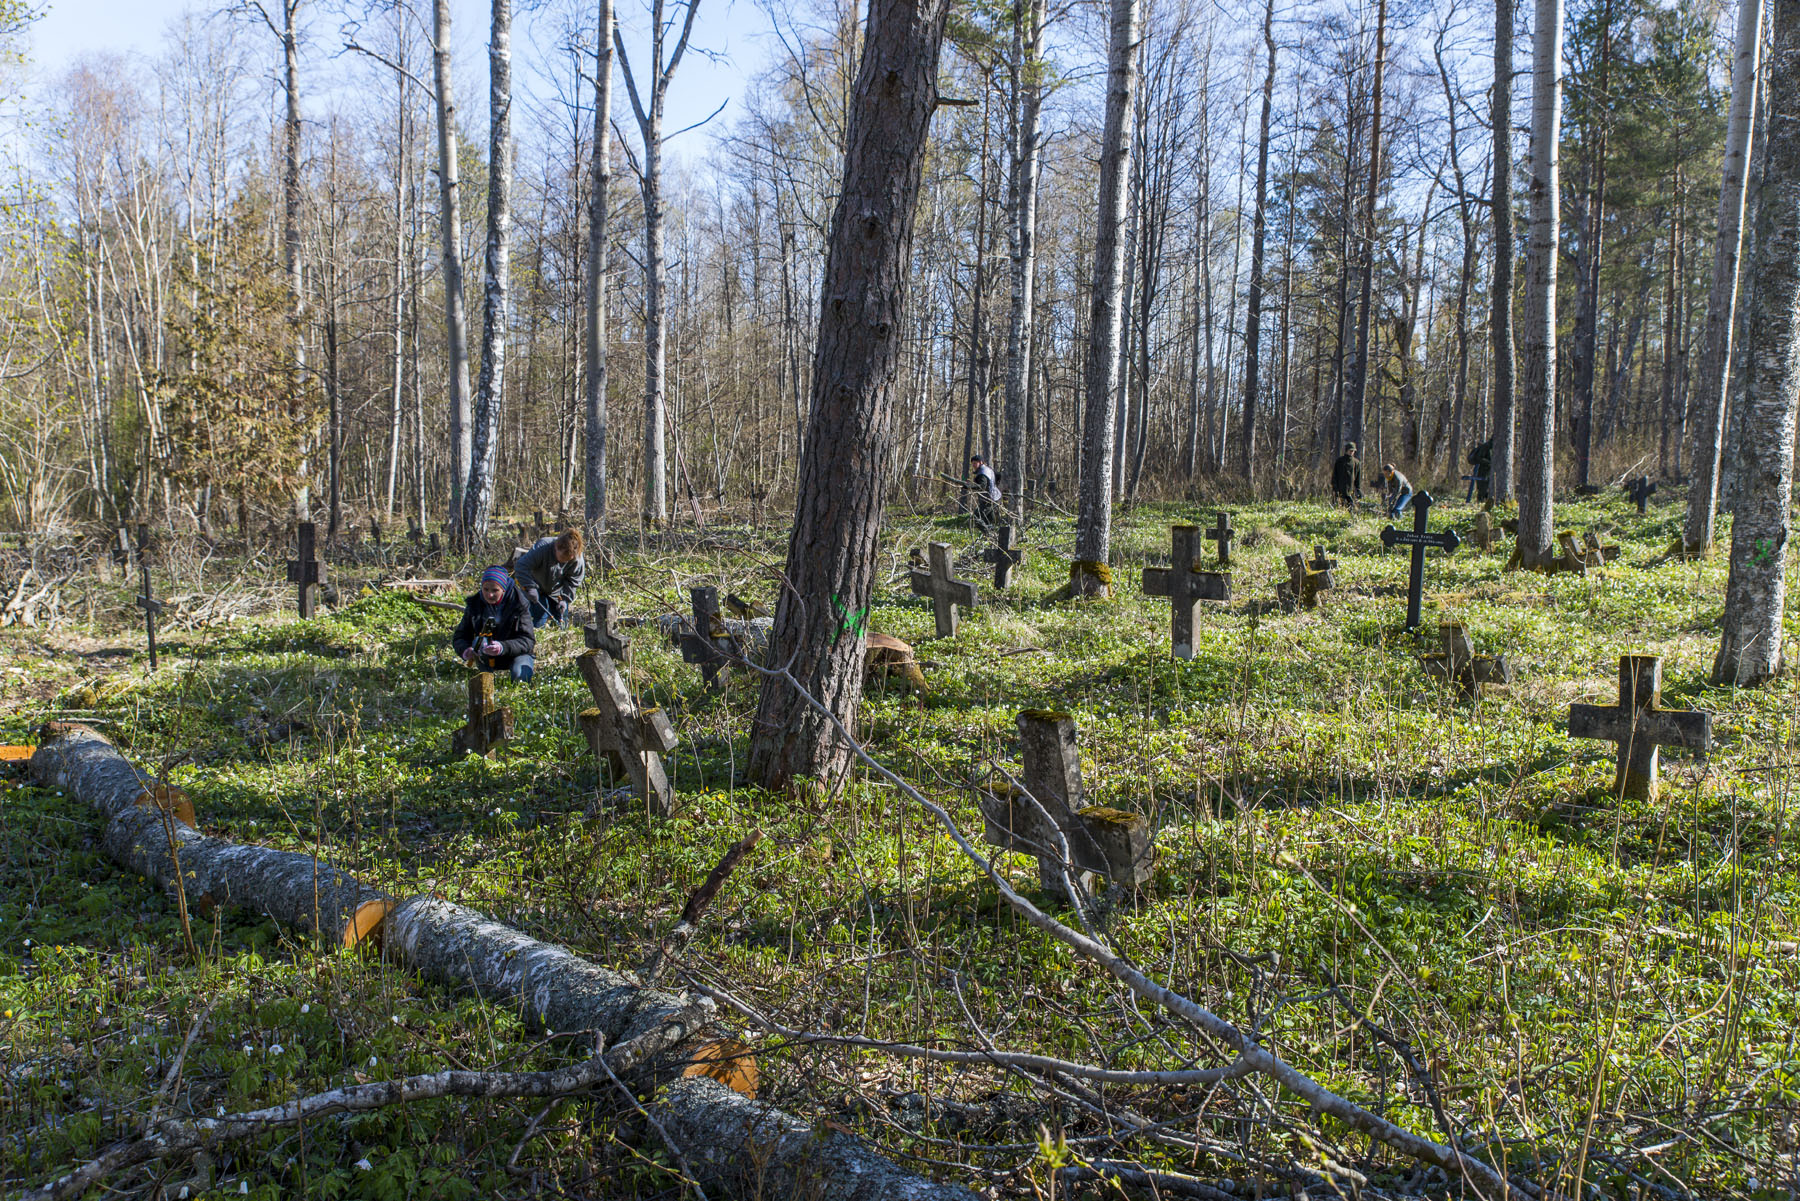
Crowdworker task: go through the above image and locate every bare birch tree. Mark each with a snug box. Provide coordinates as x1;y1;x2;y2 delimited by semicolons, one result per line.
1515;0;1562;567
1491;0;1516;501
431;0;473;532
1000;0;1045;524
585;0;615;537
462;0;515;539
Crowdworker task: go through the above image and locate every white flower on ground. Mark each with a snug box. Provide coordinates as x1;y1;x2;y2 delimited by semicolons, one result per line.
354;1158;373;1171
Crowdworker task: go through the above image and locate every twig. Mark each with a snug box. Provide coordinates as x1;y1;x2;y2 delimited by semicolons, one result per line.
640;829;763;985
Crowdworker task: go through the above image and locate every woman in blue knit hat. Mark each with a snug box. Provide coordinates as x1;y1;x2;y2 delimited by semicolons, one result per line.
452;566;537;682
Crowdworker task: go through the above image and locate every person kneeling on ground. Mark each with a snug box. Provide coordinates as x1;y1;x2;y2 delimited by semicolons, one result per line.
1381;463;1415;518
514;527;586;628
454;566;537;682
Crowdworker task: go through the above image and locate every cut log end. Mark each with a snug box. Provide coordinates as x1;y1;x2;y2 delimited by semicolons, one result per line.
682;1038;758;1097
345;898;393;949
0;744;35;761
135;784;196;829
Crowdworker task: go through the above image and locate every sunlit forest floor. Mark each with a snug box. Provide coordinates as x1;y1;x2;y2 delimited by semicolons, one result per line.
2;487;1795;1200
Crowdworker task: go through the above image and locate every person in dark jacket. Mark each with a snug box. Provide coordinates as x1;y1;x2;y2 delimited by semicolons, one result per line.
453;566;537;682
1381;463;1415;518
1331;443;1362;507
1466;438;1493;502
513;528;586;628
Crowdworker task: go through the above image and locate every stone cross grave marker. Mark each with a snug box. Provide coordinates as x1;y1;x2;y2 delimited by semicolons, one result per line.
1568;654;1712;801
1204;511;1234;567
1378;492;1458;632
1142;524;1230;659
910;542;978;638
585;598;633;664
450;671;513;758
1584;530;1620;563
1626;476;1657;514
1555;531;1601;576
134;525;162;673
679;585;741;688
983;526;1024;589
979;710;1152;900
577;648;678;816
1472;510;1500;553
1421;622;1512;699
112;527;131;567
286;521;327;618
1279;547;1334;609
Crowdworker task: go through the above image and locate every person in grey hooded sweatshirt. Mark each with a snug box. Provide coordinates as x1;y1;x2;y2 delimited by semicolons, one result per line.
513;528;586;628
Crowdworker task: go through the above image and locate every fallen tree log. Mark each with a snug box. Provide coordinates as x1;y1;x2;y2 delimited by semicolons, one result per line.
28;723;978;1201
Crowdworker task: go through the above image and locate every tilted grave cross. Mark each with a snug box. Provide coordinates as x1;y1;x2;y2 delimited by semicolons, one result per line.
134;525;162;673
679;585;741;688
979;710;1152;900
1626;476;1657;514
1555;531;1602;576
577;648;678;816
1568;654;1712;801
1204;511;1235;567
585;598;633;664
1472;510;1500;553
1142;524;1230;659
286;521;327;619
909;542;978;639
1379;492;1459;632
1584;530;1620;563
1279;547;1334;610
1420;622;1512;699
983;526;1024;589
450;671;513;758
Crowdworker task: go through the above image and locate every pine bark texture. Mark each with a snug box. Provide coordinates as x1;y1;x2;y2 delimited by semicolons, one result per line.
1517;0;1562;565
432;0;473;529
1715;0;1800;686
747;0;950;787
1072;0;1140;583
1491;0;1517;501
1685;0;1764;554
464;0;514;539
584;0;614;536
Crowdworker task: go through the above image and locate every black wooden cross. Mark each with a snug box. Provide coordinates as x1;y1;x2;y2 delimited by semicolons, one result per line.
577;648;678;816
679;585;740;688
450;671;513;758
1421;623;1512;699
134;525;162;673
909;542;978;638
983;526;1024;589
1142;525;1229;658
1568;655;1711;801
1626;476;1657;515
585;598;633;664
979;710;1151;900
1204;511;1234;567
286;522;327;618
1379;492;1458;632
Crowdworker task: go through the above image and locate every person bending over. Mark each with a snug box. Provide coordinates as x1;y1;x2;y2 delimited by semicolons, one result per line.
970;455;1002;526
454;566;537;682
1381;463;1415;518
514;528;586;628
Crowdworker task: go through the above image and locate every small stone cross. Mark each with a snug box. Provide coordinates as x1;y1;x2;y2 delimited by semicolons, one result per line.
450;671;513;758
577;648;678;816
1584;530;1620;563
1472;510;1500;553
1626;476;1657;514
1378;493;1458;632
135;526;162;673
1555;531;1601;576
286;522;327;619
1568;655;1712;801
983;526;1024;589
909;542;978;639
1204;512;1234;567
1279;548;1333;609
679;586;740;687
1420;623;1512;699
979;710;1152;900
585;598;633;664
1142;524;1230;658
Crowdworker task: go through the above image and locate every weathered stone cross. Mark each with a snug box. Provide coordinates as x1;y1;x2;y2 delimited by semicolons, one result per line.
679;585;740;687
1142;524;1230;658
1555;531;1602;576
979;710;1152;900
1204;511;1234;567
1584;530;1620;563
1280;547;1333;609
585;598;633;664
450;671;513;758
134;525;161;673
577;648;678;816
982;526;1024;589
910;542;978;639
1379;492;1458;632
1568;654;1712;801
1471;510;1500;553
1420;623;1512;699
1626;475;1657;514
286;521;327;619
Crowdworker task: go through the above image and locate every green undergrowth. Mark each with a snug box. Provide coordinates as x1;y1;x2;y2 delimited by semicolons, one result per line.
3;490;1797;1199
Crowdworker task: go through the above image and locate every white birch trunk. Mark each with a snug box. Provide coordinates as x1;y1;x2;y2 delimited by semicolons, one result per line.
1516;0;1562;566
584;0;614;535
1491;0;1517;501
463;0;514;539
432;0;474;532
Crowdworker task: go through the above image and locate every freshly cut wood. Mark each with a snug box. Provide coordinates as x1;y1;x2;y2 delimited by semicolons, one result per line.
31;725;389;947
383;578;458;592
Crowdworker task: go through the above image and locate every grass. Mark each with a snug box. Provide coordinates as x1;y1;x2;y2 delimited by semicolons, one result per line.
2;489;1796;1200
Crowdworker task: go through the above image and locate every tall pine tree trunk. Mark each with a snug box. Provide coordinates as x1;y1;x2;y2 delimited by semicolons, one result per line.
1491;0;1517;501
746;0;950;789
1516;0;1562;567
1238;0;1277;485
1686;0;1763;554
463;0;513;540
1001;0;1044;523
1715;0;1800;686
1341;0;1388;454
432;0;473;533
585;0;615;538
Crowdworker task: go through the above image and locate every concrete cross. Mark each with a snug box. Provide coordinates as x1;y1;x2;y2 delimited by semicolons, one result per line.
1568;655;1711;801
1472;510;1500;553
679;585;740;687
1626;476;1657;514
577;648;678;816
979;710;1151;901
1204;511;1235;567
285;522;327;619
585;598;633;664
1280;549;1333;609
134;526;162;673
450;671;513;758
983;526;1024;589
1378;493;1458;632
1421;623;1513;699
1584;530;1620;563
1142;524;1229;658
910;542;978;639
1556;532;1602;576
